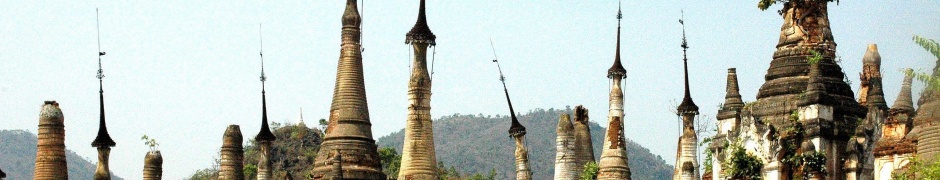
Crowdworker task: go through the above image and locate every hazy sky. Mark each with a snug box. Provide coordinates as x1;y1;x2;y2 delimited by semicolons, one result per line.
2;1;938;179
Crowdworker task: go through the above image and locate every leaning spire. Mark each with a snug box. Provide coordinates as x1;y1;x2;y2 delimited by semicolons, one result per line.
492;41;531;180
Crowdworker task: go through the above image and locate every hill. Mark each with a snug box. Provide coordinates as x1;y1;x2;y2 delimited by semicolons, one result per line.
376;108;673;180
0;129;125;180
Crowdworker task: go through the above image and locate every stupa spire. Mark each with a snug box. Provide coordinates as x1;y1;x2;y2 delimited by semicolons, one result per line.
676;13;698;115
91;9;115;180
891;69;915;113
607;2;626;79
92;8;115;148
255;24;276;142
405;0;435;45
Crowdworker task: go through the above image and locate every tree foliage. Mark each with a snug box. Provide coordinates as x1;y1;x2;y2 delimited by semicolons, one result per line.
378;147;402;178
580;161;599;180
893;155;940;180
910;35;940;92
723;142;763;180
757;0;841;12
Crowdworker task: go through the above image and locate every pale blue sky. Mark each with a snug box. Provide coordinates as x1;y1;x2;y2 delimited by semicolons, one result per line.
1;1;937;179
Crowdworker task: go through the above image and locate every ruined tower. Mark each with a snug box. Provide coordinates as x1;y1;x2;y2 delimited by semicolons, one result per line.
672;18;700;180
597;4;632;180
850;44;887;179
255;29;278;180
219;125;245;180
398;0;439;179
573;105;595;171
554;114;578;180
34;101;68;180
143;151;163;180
309;1;386;179
91;13;117;179
873;69;916;180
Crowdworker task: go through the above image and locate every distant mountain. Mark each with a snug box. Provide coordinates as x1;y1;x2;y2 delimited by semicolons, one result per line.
0;129;125;180
377;108;673;180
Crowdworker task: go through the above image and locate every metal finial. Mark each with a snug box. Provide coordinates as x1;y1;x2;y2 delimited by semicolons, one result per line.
617;0;623;20
96;8;106;80
680;11;688;50
259;23;267;83
490;39;506;83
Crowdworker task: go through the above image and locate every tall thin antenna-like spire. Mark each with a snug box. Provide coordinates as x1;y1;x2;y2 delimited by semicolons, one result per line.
255;24;276;142
92;8;115;148
491;40;525;137
608;0;627;79
676;11;699;115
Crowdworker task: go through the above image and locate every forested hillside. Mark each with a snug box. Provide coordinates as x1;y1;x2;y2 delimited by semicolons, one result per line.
0;129;125;180
376;108;673;180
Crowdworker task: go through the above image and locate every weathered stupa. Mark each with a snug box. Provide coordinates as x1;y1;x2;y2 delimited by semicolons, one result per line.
913;55;940;161
143;151;163;180
219;125;245;180
34;101;68;180
572;105;595;171
596;4;632;180
672;18;700;180
708;68;744;178
309;0;386;179
398;0;439;179
750;1;864;179
850;44;887;179
91;27;117;179
873;69;916;179
554;114;578;180
255;33;278;180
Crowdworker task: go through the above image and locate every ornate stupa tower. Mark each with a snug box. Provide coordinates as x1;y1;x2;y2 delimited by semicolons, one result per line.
554;114;578;180
752;2;865;178
310;1;386;179
672;17;700;180
219;125;245;180
91;9;117;180
597;4;632;180
34;101;68;179
493;57;532;180
398;0;439;179
254;29;278;180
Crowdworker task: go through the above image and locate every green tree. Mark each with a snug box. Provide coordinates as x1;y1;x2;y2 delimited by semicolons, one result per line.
909;35;940;92
724;142;763;180
378;147;402;178
893;155;940;179
580;161;599;180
